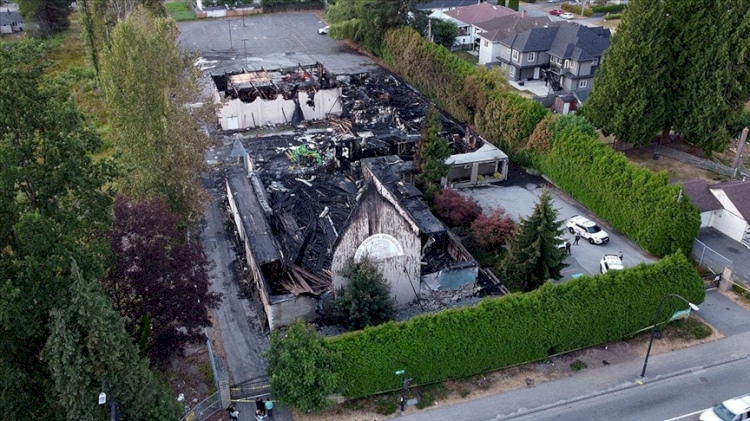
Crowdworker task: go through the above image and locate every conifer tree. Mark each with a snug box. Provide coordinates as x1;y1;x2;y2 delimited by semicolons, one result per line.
415;105;451;187
45;262;181;421
500;190;567;292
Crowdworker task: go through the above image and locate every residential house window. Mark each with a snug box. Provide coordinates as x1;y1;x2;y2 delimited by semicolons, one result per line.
484;40;488;47
528;52;535;61
592;58;599;66
509;66;515;78
578;80;588;88
564;59;570;69
512;50;519;61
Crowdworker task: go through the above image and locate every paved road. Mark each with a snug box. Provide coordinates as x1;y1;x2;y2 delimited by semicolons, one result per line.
699;289;750;336
178;13;379;75
400;330;750;421
461;166;656;280
508;358;750;421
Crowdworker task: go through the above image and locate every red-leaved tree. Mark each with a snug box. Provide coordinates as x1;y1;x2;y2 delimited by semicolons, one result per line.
471;208;516;249
434;188;483;227
105;196;221;366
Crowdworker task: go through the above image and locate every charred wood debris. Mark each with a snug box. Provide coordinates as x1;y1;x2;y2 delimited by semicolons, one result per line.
225;71;502;300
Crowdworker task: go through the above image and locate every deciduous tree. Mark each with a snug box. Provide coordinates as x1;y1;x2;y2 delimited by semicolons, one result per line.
100;7;215;223
0;40;116;421
105;196;221;366
266;320;340;413
434;189;482;227
17;0;72;36
471;208;516;250
334;258;394;330
500;190;567;292
45;262;182;421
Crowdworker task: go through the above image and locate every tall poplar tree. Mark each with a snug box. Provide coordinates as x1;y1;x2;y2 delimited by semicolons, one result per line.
100;7;215;223
500;190;568;292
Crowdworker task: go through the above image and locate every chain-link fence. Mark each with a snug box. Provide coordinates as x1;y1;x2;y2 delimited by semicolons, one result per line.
179;392;222;421
692;239;733;276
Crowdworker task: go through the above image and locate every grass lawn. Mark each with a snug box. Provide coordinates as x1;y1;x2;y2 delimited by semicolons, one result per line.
454;50;478;65
166;1;197;21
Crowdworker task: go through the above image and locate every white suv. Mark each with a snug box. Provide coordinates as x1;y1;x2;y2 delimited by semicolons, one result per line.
700;393;750;421
599;255;624;273
566;215;609;245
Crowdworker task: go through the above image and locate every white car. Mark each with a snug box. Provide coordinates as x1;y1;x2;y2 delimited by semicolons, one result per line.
566;215;609;245
560;12;575;20
700;393;750;421
318;25;329;35
599;255;624;273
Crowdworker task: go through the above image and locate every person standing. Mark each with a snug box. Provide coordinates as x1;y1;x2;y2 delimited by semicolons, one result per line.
255;409;265;421
256;397;264;414
229;408;239;421
264;399;274;417
565;241;572;255
574;233;580;245
618;251;623;261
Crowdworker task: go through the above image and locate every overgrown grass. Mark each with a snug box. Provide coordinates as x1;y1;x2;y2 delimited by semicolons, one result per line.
669;318;713;340
453;50;478;65
416;383;447;410
374;398;397;415
166;1;197;21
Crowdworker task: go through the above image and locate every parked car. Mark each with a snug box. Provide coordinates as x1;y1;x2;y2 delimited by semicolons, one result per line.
560;12;576;20
566;215;609;245
599;255;624;273
549;9;564;15
547;0;562;2
700;393;750;421
318;25;329;35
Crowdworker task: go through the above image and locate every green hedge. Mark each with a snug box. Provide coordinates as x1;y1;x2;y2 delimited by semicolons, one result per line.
327;252;703;397
560;4;593;17
381;27;548;155
603;13;623;20
592;4;627;13
531;116;700;257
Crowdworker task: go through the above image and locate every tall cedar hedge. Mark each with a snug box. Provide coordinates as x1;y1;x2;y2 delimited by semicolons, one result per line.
531;115;700;257
326;252;703;397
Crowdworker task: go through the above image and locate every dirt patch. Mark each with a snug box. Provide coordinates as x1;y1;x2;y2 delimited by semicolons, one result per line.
164;342;217;415
622;148;727;183
295;316;722;421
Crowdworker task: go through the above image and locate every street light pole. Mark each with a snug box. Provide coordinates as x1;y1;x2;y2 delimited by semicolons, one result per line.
640;293;699;378
227;19;233;52
98;380;119;421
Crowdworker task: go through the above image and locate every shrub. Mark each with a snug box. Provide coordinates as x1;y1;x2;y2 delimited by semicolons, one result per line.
570;360;587;372
374;398;398;415
532;115;700;257
434;189;482;227
592;4;627;13
471;208;515;249
603;13;623;20
327;252;704;398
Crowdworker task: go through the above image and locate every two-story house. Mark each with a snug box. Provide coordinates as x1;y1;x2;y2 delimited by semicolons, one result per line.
497;22;611;96
475;14;554;66
442;2;518;50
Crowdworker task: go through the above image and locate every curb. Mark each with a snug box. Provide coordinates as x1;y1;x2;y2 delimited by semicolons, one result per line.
495;352;750;420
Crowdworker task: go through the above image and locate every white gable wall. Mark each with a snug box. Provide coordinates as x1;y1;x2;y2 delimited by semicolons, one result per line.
708;188;748;242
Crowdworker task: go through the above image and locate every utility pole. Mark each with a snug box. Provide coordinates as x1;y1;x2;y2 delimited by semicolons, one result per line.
731;127;748;178
426;19;433;43
242;38;248;67
227;19;233;52
581;0;585;17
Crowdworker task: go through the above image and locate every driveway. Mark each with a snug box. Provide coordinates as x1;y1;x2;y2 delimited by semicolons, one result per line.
460;165;656;281
697;227;750;285
177;13;379;74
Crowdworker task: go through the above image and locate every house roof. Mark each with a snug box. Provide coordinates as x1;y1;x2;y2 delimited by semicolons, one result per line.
710;180;750;221
0;11;24;25
681;179;723;212
444;2;518;26
446;142;508;166
500;22;611;59
362;156;446;236
475;15;554;43
417;0;479;11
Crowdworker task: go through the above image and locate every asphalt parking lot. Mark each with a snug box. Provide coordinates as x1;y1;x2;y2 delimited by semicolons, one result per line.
460;166;656;281
177;13;379;75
